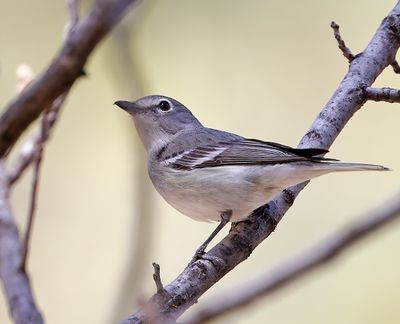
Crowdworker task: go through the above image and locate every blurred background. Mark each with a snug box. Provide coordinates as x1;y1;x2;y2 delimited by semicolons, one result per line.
0;0;399;323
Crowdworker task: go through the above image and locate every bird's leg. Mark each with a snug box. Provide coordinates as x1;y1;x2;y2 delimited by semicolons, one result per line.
191;210;232;263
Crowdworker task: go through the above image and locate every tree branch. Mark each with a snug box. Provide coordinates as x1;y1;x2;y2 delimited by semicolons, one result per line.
183;191;400;323
365;86;400;103
0;0;139;158
122;4;400;323
0;162;43;324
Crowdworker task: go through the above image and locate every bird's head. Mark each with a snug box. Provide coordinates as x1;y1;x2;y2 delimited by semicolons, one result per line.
115;95;202;152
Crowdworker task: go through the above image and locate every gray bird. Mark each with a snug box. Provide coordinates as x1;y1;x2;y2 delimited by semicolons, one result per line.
115;95;388;257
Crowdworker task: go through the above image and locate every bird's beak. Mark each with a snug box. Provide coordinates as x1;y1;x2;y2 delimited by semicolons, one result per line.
114;100;142;114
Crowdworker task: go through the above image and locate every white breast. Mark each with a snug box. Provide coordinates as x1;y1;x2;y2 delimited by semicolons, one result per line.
148;164;285;222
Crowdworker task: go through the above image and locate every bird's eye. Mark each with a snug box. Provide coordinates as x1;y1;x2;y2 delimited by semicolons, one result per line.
159;100;171;112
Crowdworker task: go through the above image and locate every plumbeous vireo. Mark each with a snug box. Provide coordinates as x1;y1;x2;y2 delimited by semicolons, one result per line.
115;95;388;256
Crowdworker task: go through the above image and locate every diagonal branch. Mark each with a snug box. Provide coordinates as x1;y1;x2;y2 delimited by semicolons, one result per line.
122;3;400;323
183;191;400;323
0;0;139;158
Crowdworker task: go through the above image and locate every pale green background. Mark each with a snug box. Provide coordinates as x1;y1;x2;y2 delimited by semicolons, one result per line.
0;1;399;323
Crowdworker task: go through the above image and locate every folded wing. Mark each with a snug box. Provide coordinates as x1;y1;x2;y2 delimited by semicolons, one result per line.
163;138;335;170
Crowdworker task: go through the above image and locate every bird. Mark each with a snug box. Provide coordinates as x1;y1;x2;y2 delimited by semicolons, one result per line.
114;95;388;257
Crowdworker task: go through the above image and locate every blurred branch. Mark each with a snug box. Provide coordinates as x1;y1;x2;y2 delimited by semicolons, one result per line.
0;162;43;324
183;192;400;323
20;91;70;271
365;86;400;103
64;0;80;40
21;127;44;273
122;4;400;323
0;0;140;157
66;0;80;33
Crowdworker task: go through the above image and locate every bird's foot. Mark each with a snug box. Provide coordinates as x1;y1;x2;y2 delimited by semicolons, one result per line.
187;248;225;269
187;245;206;266
186;210;232;268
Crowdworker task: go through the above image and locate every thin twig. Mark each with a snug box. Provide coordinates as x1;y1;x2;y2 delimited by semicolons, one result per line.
20;145;43;272
331;21;355;62
365;86;400;103
8;92;68;186
183;192;400;324
390;60;400;73
20;92;69;269
152;263;164;293
331;21;400;74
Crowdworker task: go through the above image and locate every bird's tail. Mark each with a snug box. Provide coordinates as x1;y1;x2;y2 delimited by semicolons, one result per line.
258;161;390;194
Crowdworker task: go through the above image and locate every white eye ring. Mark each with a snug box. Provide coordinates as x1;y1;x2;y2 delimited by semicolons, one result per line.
159;100;171;112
